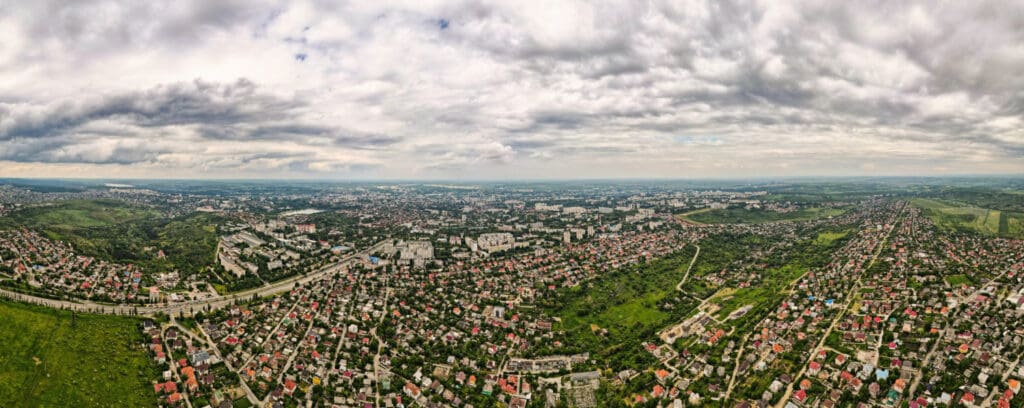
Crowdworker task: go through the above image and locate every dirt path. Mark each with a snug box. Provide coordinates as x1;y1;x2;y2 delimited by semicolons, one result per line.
675;244;701;292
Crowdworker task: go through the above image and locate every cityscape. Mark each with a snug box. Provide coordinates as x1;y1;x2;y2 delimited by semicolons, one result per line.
2;1;1024;408
0;179;1023;408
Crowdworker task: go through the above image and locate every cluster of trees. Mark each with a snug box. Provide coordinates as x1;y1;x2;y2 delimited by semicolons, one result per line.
5;201;226;283
537;247;700;372
935;187;1024;212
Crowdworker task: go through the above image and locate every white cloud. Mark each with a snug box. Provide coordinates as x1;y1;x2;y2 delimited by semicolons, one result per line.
0;0;1022;179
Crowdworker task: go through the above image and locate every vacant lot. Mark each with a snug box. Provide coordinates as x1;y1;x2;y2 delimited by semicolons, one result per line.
911;198;1024;238
814;229;851;246
0;300;156;407
548;247;698;370
944;274;975;287
682;206;846;224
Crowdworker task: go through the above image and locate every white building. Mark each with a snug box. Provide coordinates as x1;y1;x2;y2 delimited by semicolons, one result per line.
477;233;515;253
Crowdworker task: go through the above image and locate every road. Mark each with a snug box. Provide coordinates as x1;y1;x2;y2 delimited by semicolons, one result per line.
774;205;904;408
261;289;330;408
162;324;194;408
0;240;391;317
329;273;364;386
193;321;261;405
675;244;701;292
724;332;752;400
238;297;303;371
373;271;390;408
907;263;1017;398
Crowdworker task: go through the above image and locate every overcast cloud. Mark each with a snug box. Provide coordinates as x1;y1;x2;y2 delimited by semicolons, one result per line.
0;0;1022;179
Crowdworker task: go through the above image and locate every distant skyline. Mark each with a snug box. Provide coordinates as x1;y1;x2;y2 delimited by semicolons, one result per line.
2;1;1023;179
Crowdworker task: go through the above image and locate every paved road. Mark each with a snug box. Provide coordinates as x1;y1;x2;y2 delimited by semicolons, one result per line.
373;271;391;408
774;205;904;408
191;320;262;405
907;263;1016;398
162;324;195;408
0;240;391;317
329;273;364;386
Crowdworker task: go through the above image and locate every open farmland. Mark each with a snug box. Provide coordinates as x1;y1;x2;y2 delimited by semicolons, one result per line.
911;198;1024;238
680;206;846;225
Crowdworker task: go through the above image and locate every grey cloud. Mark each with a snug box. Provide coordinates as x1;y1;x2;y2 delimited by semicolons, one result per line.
0;133;179;164
16;1;273;56
0;78;400;165
418;141;516;171
502;0;1021;161
0;79;296;140
209;124;401;149
2;0;1023;178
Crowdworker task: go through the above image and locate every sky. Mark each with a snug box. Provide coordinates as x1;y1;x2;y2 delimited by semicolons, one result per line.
0;0;1022;180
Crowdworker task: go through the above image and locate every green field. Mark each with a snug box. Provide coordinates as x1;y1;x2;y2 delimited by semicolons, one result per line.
910;198;1024;238
0;300;156;407
555;248;697;334
944;274;974;287
704;231;851;321
707;264;809;321
814;229;851;246
931;188;1024;213
545;246;699;370
674;208;714;224
546;224;855;372
20;202;157;229
0;200;224;278
681;206;847;224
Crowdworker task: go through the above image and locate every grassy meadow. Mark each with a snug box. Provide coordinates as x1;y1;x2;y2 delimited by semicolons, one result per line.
0;299;156;407
545;246;699;370
910;198;1024;238
681;206;847;225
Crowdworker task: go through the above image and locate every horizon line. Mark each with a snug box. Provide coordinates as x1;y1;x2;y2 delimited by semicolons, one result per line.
3;173;1024;183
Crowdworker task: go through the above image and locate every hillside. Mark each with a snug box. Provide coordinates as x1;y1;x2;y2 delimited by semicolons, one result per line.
0;299;156;407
